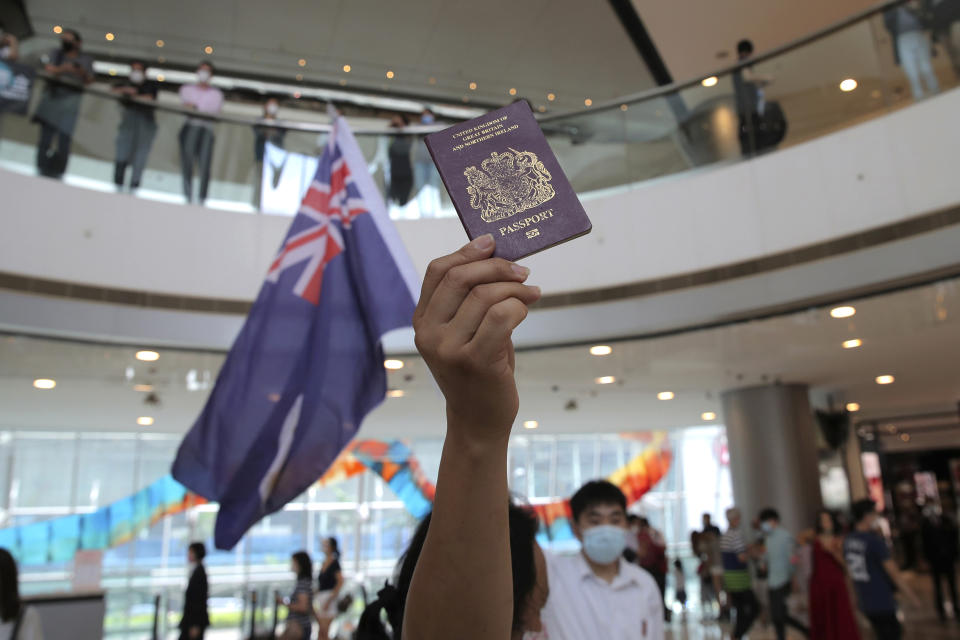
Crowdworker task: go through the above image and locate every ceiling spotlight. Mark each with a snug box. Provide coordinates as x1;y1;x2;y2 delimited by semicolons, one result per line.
830;306;856;319
701;411;717;421
156;39;165;48
875;375;895;385
899;433;910;442
298;58;307;67
468;81;477;90
105;32;115;41
846;402;860;412
620;104;628;111
204;45;213;54
595;376;616;385
33;378;56;390
701;76;719;87
384;359;404;370
842;338;863;349
584;98;593;107
589;345;612;356
538;105;546;112
387;389;405;398
53;25;63;34
523;420;539;430
839;78;858;92
136;350;159;362
657;391;675;400
386;70;395;79
156;74;165;82
133;384;154;392
508;87;517;96
342;64;352;73
428;76;437;84
137;416;155;426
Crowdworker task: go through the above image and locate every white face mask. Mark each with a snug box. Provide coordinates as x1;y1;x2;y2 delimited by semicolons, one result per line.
129;69;145;84
582;525;627;564
196;69;212;83
266;102;279;116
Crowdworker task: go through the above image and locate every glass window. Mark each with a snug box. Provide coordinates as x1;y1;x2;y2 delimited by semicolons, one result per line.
75;435;137;508
12;434;77;508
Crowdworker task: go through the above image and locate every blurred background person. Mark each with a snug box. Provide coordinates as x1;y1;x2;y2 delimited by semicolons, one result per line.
624;514;641;563
413;107;441;216
920;505;959;622
885;0;941;99
32;28;93;179
316;536;343;638
387;114;413;206
278;551;315;640
179;542;209;640
732;38;784;157
0;548;42;640
672;558;687;617
252;96;286;208
111;60;158;192
178;61;223;205
809;509;860;640
758;507;808;640
845;499;920;640
636;516;669;621
0;21;18;62
932;0;960;77
692;513;723;619
720;507;757;640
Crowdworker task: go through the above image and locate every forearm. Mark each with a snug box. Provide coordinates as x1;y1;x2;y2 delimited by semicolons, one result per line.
402;423;512;640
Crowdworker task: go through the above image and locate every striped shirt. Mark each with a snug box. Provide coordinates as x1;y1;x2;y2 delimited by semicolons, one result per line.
719;529;751;592
287;578;313;633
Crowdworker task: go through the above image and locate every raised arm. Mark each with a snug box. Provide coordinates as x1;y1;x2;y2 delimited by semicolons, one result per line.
402;235;541;640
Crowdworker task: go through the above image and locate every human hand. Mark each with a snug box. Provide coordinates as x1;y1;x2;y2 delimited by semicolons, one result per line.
189;626;201;639
413;235;540;447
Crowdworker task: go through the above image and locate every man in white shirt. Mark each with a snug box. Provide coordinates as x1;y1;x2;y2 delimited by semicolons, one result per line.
540;481;665;640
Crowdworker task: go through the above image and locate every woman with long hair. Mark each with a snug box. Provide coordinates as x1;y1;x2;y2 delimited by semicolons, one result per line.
809;509;861;640
277;551;315;640
315;537;343;638
0;548;42;639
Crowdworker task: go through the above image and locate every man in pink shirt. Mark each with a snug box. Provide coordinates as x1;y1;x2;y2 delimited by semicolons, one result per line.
178;61;224;204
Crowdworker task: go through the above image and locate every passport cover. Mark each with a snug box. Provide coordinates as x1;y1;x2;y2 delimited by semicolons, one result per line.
424;101;591;261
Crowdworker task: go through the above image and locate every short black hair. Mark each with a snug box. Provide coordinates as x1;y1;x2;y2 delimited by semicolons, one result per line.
0;548;21;623
188;542;206;562
64;28;82;43
815;509;840;535
737;39;754;55
570;480;627;523
197;61;215;73
851;499;877;525
627;514;640;525
292;550;312;580
759;507;780;523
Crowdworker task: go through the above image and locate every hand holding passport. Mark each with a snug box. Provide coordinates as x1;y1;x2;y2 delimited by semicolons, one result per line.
424;101;591;261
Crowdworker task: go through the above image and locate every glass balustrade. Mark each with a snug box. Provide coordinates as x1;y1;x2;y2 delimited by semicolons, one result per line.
2;0;957;223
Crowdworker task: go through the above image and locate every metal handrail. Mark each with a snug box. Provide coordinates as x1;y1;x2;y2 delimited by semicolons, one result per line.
30;0;906;135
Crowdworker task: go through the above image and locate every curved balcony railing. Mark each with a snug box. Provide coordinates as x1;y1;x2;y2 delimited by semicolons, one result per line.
1;0;957;220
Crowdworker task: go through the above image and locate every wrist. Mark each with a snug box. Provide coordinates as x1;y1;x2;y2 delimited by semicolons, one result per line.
445;406;512;453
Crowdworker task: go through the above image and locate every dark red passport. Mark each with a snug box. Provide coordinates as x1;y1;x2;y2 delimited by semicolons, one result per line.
424;101;592;261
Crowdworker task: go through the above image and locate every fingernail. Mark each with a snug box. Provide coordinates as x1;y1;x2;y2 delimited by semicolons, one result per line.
471;234;494;250
531;286;542;297
511;264;530;278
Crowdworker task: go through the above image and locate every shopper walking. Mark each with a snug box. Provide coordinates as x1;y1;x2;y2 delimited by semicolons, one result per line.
809;510;860;640
721;508;757;640
179;542;209;640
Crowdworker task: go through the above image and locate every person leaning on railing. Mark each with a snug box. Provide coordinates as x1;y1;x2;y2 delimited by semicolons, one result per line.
111;60;159;192
178;61;224;206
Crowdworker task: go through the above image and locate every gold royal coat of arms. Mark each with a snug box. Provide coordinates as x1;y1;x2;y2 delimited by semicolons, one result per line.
464;148;556;223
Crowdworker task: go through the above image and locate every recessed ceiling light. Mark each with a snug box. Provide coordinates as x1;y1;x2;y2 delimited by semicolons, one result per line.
33;378;56;390
620;104;628;111
657;391;675;400
387;389;405;398
584;98;593;107
846;402;860;412
589;345;612;356
875;375;895;385
596;376;616;385
133;384;154;392
839;78;858;92
384;359;404;370
386;70;395;79
204;45;214;54
137;416;155;426
508;87;517;96
156;39;165;48
136;350;159;362
899;433;910;442
298;58;307;67
830;306;856;319
53;25;63;34
105;32;115;41
428;76;437;84
468;81;477;90
701;76;718;87
842;338;863;349
701;411;717;421
156;74;165;82
523;420;539;429
342;64;352;73
538;105;546;112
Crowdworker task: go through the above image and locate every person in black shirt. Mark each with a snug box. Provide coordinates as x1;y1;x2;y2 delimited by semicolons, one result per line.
180;542;210;640
112;60;158;191
920;507;959;621
316;536;343;636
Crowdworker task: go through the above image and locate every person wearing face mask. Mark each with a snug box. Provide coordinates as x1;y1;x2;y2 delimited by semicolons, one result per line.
252;97;286;208
179;542;209;640
413;107;442;216
540;480;664;640
111;61;159;191
178;61;224;205
32;28;93;179
757;508;808;640
844;500;921;640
